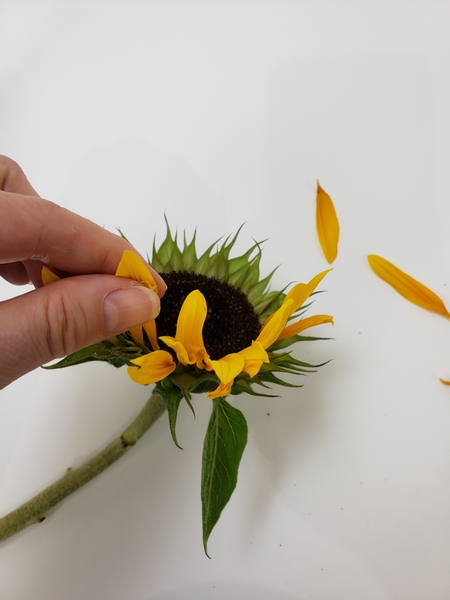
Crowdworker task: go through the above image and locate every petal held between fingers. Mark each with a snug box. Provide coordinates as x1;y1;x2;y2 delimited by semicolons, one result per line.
115;249;159;292
41;265;61;285
368;254;450;317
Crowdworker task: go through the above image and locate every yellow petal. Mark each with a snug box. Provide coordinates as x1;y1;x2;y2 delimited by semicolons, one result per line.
284;269;332;315
211;354;245;384
439;378;450;386
208;353;245;399
256;299;295;349
261;269;331;341
127;350;176;385
159;290;212;370
115;249;158;293
159;336;191;366
129;325;145;344
208;381;234;400
278;314;334;340
368;255;450;318
129;320;160;350
143;320;160;351
41;265;60;286
316;181;339;264
238;341;269;378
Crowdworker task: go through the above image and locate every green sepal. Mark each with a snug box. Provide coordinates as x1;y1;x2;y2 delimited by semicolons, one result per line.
155;378;185;449
170;370;220;399
246;267;277;305
256;371;303;388
43;340;142;370
231;378;279;398
268;334;332;352
201;398;248;556
181;229;198;271
152;215;177;270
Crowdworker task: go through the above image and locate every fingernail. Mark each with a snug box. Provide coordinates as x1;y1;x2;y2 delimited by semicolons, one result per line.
103;286;160;333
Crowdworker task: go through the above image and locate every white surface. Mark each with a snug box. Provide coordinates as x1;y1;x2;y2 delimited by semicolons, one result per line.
1;2;450;598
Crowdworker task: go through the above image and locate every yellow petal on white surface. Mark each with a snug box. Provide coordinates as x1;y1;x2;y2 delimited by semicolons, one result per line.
368;255;450;318
316;181;339;264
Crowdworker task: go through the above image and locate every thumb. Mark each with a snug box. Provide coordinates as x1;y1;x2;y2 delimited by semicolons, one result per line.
0;274;160;389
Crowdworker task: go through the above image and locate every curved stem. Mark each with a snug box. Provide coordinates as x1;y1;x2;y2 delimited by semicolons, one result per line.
0;391;166;542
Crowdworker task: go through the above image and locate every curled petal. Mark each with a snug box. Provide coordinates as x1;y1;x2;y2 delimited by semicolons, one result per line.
159;336;191;366
208;381;234;400
316;181;339;264
115;249;158;292
41;266;60;286
368;255;450;318
440;378;450;386
208;353;246;399
127;350;176;385
238;341;269;378
278;314;334;340
160;290;212;370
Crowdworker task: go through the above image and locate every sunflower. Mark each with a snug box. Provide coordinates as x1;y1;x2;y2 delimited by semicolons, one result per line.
45;222;333;553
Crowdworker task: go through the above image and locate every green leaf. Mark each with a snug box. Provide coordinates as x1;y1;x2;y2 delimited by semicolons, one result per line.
201;398;248;556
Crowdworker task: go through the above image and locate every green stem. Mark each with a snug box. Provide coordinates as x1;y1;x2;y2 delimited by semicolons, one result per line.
0;391;166;542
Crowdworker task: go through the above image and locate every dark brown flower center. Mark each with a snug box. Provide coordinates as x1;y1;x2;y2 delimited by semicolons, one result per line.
155;271;261;360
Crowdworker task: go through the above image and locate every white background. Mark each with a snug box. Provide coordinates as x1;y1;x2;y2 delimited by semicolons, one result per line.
1;2;450;598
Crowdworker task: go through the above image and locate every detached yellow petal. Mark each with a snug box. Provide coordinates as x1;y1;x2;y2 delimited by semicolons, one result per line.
368;255;450;318
316;181;339;264
278;314;334;340
160;290;213;370
127;350;176;384
115;249;158;293
440;378;450;386
41;266;60;286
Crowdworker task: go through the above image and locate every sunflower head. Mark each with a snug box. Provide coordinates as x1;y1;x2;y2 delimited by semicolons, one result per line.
45;220;333;553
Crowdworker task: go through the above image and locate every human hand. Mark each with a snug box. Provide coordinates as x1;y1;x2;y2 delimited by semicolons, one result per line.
0;156;166;389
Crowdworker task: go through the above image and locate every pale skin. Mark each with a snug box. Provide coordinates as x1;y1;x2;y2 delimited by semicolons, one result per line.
0;155;166;389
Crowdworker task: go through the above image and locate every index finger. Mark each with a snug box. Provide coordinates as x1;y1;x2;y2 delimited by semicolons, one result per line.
0;193;166;295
